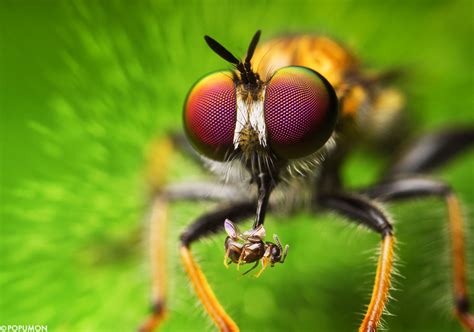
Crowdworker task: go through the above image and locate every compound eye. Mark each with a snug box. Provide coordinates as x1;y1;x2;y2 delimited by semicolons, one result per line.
184;71;236;161
264;66;338;159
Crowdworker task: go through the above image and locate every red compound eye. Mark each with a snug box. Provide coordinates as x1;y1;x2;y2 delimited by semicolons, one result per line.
184;71;236;161
264;66;338;159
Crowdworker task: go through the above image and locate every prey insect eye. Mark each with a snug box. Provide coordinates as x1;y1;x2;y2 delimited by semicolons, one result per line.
264;66;338;159
184;71;236;161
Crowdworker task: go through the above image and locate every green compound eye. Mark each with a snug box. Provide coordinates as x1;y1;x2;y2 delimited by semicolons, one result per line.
264;66;338;159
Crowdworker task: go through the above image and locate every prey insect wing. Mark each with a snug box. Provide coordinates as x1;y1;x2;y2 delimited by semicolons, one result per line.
224;218;240;239
242;224;266;239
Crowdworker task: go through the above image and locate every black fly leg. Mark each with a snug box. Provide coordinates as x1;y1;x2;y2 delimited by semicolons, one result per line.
384;126;474;178
180;202;255;246
139;135;249;332
165;182;248;202
180;202;255;332
139;136;176;332
371;125;474;330
360;177;474;330
317;192;395;332
309;126;474;331
141;198;254;332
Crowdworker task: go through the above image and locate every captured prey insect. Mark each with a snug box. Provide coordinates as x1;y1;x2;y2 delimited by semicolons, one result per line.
223;219;288;276
139;30;474;332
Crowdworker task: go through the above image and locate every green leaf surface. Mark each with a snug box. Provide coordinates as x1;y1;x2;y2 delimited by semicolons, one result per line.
1;1;473;331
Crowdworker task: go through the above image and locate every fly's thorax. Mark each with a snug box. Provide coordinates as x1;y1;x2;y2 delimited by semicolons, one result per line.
252;35;358;88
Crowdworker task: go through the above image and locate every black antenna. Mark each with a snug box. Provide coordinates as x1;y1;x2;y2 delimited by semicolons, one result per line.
204;31;261;85
244;30;261;84
245;30;261;65
204;35;240;65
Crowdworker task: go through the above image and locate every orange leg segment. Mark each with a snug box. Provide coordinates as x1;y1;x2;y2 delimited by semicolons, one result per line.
138;196;169;332
181;246;240;332
359;234;395;332
139;137;175;332
359;176;473;331
447;194;474;330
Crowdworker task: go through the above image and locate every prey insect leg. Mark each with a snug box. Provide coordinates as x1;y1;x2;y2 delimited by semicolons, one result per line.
180;202;255;332
241;260;259;275
317;192;394;332
361;177;474;331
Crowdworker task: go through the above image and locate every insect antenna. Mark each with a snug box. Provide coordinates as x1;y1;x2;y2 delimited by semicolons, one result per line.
204;31;262;86
243;30;261;84
244;30;261;65
204;35;240;65
204;34;248;83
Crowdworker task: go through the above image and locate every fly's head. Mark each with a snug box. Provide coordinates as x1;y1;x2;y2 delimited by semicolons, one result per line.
183;30;339;181
183;31;338;275
264;234;289;266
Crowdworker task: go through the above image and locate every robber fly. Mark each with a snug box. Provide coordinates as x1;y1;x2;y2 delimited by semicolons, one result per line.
139;31;474;332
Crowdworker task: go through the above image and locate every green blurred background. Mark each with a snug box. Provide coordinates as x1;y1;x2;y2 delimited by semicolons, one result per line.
1;0;473;331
